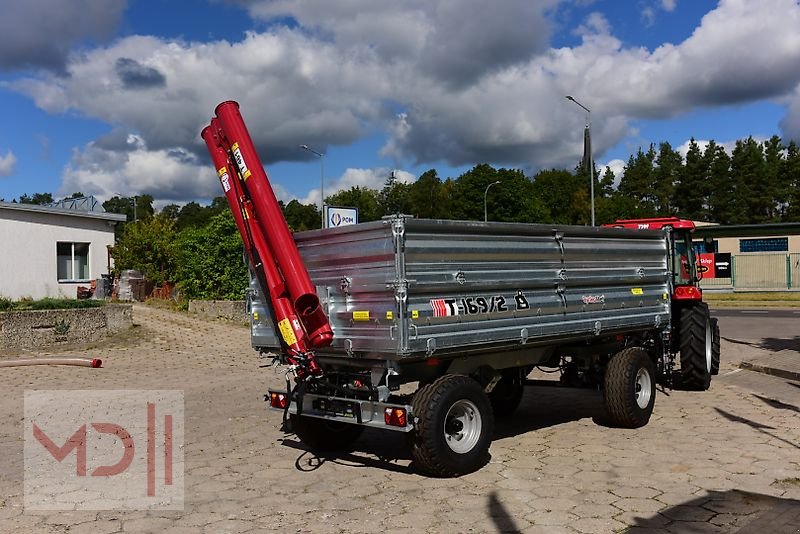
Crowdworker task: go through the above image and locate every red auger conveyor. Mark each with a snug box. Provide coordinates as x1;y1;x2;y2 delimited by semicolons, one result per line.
201;101;332;377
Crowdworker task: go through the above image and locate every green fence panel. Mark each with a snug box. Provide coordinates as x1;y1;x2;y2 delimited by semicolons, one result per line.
791;253;800;289
733;254;787;289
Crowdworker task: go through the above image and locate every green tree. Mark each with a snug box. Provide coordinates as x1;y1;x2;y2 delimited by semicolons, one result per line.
618;145;658;217
729;137;767;223
379;172;413;216
762;135;784;221
18;192;54;205
283;199;319;231
112;217;178;285
325;186;382;222
408;169;443;218
174;211;249;300
653;141;681;215
706;142;734;224
782;141;800;221
674;139;706;219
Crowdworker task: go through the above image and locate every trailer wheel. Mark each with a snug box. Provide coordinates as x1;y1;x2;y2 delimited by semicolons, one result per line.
489;369;525;418
290;415;364;452
678;303;712;390
604;347;656;428
411;375;494;477
710;317;720;375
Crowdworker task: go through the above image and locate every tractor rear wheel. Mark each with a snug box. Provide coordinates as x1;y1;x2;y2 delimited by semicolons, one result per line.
710;317;720;375
679;303;712;390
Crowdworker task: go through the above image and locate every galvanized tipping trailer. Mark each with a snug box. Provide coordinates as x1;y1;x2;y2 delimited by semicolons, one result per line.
201;102;718;477
255;216;719;476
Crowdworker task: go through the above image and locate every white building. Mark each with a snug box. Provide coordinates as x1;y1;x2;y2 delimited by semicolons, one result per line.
0;201;126;300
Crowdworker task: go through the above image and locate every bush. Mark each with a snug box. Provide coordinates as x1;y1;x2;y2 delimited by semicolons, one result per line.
174;210;249;300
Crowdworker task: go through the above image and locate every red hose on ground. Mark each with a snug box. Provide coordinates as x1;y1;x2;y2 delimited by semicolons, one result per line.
0;358;102;368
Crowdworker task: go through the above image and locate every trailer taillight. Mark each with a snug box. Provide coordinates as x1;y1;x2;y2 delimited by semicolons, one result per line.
269;392;289;409
673;285;702;301
384;407;407;427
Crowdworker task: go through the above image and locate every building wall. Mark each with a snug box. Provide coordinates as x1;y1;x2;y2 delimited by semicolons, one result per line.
0;209;116;300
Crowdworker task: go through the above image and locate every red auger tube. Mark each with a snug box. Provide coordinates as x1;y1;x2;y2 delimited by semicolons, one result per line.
212;101;333;348
201;123;311;355
0;358;102;368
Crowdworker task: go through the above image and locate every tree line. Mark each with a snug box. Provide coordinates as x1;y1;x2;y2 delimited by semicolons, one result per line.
9;134;799;300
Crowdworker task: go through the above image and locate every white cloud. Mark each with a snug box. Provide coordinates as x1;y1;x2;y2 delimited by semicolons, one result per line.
0;150;17;177
299;167;416;205
61;135;218;202
661;0;677;12
4;0;800;203
600;158;625;187
0;0;125;72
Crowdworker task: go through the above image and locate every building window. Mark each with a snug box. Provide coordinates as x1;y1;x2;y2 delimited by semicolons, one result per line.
739;237;788;253
57;242;90;282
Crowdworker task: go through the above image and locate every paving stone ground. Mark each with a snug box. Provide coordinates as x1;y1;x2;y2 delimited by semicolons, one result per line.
0;304;798;533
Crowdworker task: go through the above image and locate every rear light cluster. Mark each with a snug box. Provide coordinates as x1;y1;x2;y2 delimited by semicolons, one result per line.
673;285;702;300
269;392;289;409
384;407;408;427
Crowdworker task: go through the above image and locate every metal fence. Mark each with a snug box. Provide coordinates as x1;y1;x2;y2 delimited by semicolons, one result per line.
699;253;800;290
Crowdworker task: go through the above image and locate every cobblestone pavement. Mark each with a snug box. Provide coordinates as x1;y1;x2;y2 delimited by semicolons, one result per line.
0;304;798;533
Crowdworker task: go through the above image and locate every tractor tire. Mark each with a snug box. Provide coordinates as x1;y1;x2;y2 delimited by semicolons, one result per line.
488;368;525;418
290;415;364;452
710;317;720;375
679;303;712;390
604;347;656;428
411;374;494;477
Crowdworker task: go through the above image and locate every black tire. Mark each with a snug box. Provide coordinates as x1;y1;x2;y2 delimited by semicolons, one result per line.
488;368;525;418
679;303;712;390
290;415;364;452
710;317;720;375
604;347;656;428
411;375;494;477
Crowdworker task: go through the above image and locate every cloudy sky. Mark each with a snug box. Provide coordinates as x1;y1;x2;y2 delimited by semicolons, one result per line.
0;0;798;207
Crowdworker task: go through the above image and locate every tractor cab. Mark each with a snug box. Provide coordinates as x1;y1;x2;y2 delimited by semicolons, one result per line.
604;217;702;301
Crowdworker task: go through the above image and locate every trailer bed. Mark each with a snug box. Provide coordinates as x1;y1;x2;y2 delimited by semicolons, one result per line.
250;216;671;361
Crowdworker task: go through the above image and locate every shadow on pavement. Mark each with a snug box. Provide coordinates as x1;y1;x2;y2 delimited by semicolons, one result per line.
789;381;800;391
752;393;800;413
758;336;800;352
625;489;800;533
714;407;800;450
280;434;416;475
494;385;609;438
487;491;522;533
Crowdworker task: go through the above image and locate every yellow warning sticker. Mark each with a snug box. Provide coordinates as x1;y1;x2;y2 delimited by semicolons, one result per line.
386;311;393;320
231;142;252;180
278;318;297;346
353;311;370;321
411;310;419;319
631;288;644;295
663;292;668;300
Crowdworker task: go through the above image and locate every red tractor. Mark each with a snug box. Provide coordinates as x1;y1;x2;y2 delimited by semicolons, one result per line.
605;217;720;389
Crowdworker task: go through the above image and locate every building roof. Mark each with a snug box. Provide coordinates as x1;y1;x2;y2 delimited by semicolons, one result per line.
693;222;800;239
0;201;127;223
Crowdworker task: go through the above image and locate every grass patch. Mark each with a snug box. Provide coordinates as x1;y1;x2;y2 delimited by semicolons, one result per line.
704;292;800;306
774;477;800;487
0;297;105;311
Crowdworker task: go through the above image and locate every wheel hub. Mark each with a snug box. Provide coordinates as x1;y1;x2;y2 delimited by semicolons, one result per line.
635;367;652;409
443;399;482;454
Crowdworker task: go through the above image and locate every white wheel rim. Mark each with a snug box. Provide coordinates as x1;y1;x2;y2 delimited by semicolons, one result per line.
443;399;482;454
635;367;652;409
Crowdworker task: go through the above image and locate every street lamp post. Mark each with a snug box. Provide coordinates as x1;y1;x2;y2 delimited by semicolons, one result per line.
300;144;325;228
484;180;501;222
565;95;595;226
